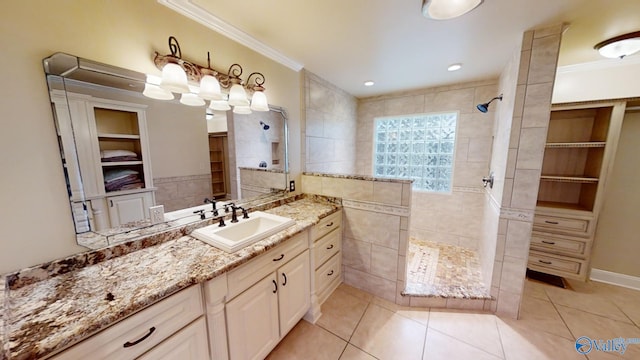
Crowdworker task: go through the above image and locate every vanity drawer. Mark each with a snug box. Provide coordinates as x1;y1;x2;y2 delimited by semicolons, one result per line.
315;252;341;296
313;229;341;269
227;231;307;299
311;210;342;242
533;214;590;235
528;251;584;275
51;285;203;360
530;232;588;258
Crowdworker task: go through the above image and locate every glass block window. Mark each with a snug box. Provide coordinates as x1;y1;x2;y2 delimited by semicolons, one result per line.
373;112;457;193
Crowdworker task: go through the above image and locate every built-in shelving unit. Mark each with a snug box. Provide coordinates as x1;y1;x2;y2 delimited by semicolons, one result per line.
208;133;228;199
529;101;626;280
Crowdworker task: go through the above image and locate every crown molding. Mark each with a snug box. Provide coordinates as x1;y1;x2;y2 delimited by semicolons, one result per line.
158;0;304;72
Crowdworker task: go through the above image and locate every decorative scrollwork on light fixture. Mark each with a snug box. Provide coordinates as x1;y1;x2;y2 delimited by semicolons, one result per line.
145;36;269;114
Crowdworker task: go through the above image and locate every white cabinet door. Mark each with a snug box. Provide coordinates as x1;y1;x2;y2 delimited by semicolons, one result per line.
137;317;209;360
226;274;279;360
277;250;310;337
107;192;153;227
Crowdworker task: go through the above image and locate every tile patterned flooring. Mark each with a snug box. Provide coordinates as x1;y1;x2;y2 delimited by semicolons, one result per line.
404;239;490;299
267;279;640;359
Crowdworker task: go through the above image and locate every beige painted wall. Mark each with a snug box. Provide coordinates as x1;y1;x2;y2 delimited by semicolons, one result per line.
591;110;640;277
0;0;301;274
553;60;640;103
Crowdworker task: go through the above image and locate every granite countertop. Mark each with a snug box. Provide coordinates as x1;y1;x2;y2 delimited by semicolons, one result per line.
1;196;340;360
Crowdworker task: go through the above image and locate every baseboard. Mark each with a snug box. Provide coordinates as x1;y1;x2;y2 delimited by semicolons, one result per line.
590;268;640;291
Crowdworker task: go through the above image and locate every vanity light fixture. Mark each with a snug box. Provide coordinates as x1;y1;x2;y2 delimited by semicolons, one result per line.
594;31;640;59
422;0;483;20
149;36;270;114
476;94;503;113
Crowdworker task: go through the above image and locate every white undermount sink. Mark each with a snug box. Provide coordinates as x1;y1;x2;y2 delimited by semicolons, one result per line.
190;211;296;253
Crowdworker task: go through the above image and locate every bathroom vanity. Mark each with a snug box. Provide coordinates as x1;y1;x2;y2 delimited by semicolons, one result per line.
1;195;342;360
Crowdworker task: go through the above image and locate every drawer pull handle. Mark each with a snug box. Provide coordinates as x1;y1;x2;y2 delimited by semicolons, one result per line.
326;222;334;227
327;270;334;276
538;260;553;265
326;244;334;250
272;280;278;293
544;221;559;225
123;327;156;348
541;240;556;245
282;273;288;286
273;254;285;262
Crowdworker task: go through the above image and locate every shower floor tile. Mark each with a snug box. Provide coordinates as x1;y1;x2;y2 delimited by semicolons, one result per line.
404;238;491;299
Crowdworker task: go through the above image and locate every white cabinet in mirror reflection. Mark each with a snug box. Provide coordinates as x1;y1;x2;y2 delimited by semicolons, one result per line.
51;89;155;231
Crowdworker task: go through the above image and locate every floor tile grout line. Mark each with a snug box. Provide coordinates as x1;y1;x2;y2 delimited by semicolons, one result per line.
493;315;507;359
347;301;371;343
420;310;431;359
429;327;504;359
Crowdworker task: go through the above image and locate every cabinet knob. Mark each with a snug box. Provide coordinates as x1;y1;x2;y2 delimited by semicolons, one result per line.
538;260;553;265
327;270;334;276
541;240;556;245
282;273;287;286
326;222;334;227
544;220;559;225
273;254;285;262
326;244;334;250
272;280;278;293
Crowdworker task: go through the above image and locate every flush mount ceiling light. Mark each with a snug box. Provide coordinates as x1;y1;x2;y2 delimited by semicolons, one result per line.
447;63;462;71
149;36;270;115
476;94;503;113
422;0;483;20
594;31;640;59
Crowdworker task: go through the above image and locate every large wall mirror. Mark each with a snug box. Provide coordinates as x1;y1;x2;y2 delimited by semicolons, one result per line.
44;53;289;249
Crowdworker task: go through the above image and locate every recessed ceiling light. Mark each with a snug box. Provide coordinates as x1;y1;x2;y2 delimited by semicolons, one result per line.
364;80;375;86
447;63;462;71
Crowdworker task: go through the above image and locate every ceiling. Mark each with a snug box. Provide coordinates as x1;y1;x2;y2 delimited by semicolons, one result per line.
162;0;640;98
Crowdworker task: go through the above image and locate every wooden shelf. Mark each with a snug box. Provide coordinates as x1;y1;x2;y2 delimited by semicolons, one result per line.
97;133;140;139
101;161;143;166
536;201;592;212
540;175;599;183
545;142;606;148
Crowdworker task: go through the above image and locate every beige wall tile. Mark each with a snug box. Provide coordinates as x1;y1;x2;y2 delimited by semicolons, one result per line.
343;207;400;249
522;30;534;50
445;298;486;311
395;281;411;306
410;296;447;307
370;245;399;281
500;256;526;294
344;267;397;302
301;175;322;194
372;181;403;205
399;230;408;256
401;183;412;206
384;95;425;115
342;179;374;201
467;137;493;162
518;50;532;85
397;255;406;281
504;220;533;260
521;82;554;128
320;176;344;198
400;216;409;230
427;88;475;114
496;289;521;318
509;116;522;148
528;35;561;85
510;169;541;209
533;23;563;39
343;236;372;272
492;260;503;287
506;148;518;179
515;127;547;170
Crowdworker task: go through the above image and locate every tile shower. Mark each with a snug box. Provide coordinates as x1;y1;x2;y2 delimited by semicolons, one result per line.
302;24;562;316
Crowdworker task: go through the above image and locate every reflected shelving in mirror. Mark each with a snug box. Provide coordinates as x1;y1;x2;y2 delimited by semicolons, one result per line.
43;52;290;249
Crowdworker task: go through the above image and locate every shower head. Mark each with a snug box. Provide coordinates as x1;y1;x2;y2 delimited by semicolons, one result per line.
259;121;270;130
476;94;503;113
